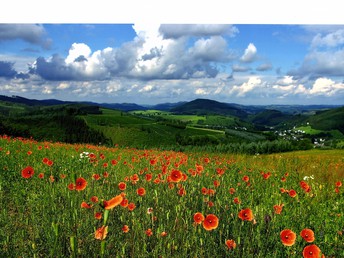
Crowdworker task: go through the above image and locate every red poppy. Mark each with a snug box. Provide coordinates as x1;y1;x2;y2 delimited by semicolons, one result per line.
145;173;152;182
336;181;342;187
81;201;92;209
280;229;296;246
117;197;127;207
137;187;146;196
288;189;297;198
229;188;236;194
38;173;44;179
94;226;108;240
103;171;109;178
103;194;123;210
233;197;241;204
122;225;129;233
273;204;284;215
127;202;136;211
300;181;311;192
160;231;168;237
145;228;153;237
300;228;315;243
178;187;186;196
94;212;102;220
90;196;99;203
242;175;249;182
68;183;75;190
263;172;271;180
213;180;220;187
225;239;237;250
193;212;204;224
75;177;87;191
238;208;254;221
203;214;219;231
201;187;209;195
22;166;34;179
118;182;126;191
170;169;183;182
302;244;321;258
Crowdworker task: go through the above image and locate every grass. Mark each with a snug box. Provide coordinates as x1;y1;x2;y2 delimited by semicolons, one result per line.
0;136;343;257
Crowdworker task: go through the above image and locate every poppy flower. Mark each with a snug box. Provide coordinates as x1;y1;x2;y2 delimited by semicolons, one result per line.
145;173;152;182
233;197;241;204
242;175;249;182
302;244;321;258
103;194;123;210
81;201;92;209
94;212;102;220
127;202;136;211
288;189;297;198
75;177;87;191
38;173;44;179
90;196;99;203
160;231;168;237
170;169;183;182
145;228;153;237
68;183;75;190
300;228;315;243
94;226;108;240
229;188;236;194
118;182;126;191
103;172;109;178
213;180;220;187
225;239;237;250
92;174;101;180
137;187;146;196
201;187;209;195
22;166;34;179
273;204;284;215
280;229;296;246
194;212;204;224
178;187;186;196
336;181;342;187
122;225;129;233
120;198;128;208
238;208;254;221
202;214;219;231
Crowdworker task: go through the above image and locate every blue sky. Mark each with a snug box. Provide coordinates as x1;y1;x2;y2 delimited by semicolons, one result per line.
1;23;344;105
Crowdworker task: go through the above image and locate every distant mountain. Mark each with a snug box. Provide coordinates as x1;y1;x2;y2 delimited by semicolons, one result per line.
308;106;344;133
151;101;188;111
248;109;295;127
0;95;74;106
171;98;248;118
98;103;148;111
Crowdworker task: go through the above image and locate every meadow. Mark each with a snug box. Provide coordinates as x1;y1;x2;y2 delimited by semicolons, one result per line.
0;135;343;257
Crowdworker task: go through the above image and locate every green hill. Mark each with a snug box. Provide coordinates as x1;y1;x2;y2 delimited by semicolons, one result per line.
308;106;344;134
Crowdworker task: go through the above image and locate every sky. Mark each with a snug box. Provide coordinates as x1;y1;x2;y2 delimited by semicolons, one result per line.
1;2;344;105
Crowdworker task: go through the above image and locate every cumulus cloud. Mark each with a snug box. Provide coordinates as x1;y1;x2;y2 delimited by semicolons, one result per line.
0;61;17;78
309;77;344;96
0;24;52;49
158;24;239;39
232;64;251;72
240;43;257;63
229;76;262;97
256;63;272;71
311;29;344;48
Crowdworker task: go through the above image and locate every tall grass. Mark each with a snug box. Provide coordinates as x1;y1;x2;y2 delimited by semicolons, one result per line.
0;135;343;257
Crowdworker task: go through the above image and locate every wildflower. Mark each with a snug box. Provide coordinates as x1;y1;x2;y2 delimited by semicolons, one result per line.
94;212;102;220
213;180;220;187
75;177;87;191
21;166;34;179
81;201;92;209
38;173;44;179
202;214;219;231
127;202;136;211
120;198;128;208
137;187;146;196
238;208;254;221
103;194;123;210
122;225;129;233
145;173;152;182
145;228;153;237
302;244;321;258
68;183;75;190
288;189;297;198
94;226;108;240
280;229;296;246
160;231;168;237
300;228;315;243
193;212;204;224
201;187;209;195
178;187;186;196
118;182;126;191
103;171;109;178
225;239;236;250
90;196;99;203
233;197;241;204
229;187;236;194
92;174;101;180
242;175;249;182
336;181;342;187
170;169;183;182
147;207;154;214
273;204;284;215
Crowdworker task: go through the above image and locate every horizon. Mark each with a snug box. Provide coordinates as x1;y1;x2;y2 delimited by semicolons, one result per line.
1;24;344;106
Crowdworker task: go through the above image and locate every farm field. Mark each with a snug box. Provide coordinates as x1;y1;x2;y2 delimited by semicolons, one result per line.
0;135;343;257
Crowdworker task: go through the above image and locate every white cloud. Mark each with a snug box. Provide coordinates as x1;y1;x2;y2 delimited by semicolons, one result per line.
240;43;257;63
65;43;92;64
230;76;262;96
311;29;344;48
309;77;344;96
